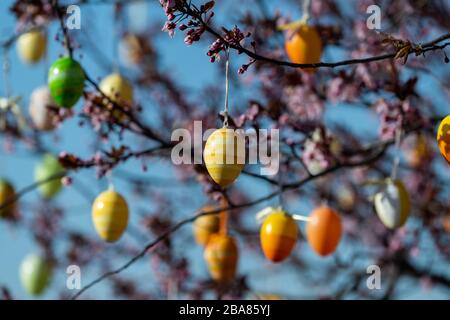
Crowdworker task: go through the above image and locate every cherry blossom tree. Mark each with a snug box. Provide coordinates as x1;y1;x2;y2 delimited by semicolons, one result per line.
0;0;449;300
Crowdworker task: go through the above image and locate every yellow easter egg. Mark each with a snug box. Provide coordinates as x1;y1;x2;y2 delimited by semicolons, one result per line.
17;30;47;64
99;73;134;106
92;190;129;242
203;128;245;188
374;179;410;229
193;206;221;246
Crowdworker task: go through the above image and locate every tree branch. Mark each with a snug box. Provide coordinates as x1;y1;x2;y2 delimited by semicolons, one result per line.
70;120;433;299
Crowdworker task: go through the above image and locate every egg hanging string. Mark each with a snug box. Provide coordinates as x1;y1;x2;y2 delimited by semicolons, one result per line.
2;49;11;99
391;126;403;180
52;0;73;58
220;47;231;128
112;4;121;73
106;171;115;192
0;49;25;131
219;197;229;235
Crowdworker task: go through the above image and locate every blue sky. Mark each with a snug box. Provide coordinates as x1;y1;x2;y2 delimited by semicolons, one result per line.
0;0;448;299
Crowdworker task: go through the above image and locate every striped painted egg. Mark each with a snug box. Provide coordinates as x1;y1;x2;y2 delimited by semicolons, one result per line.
34;154;64;199
260;209;298;262
437;115;450;163
374;179;410;229
20;254;52;296
204;234;238;283
92;190;129;242
48;57;85;108
17;30;47;64
29;86;57;131
193;206;220;246
99;73;134;106
306;206;342;256
285;23;322;73
203;128;245;188
0;178;16;218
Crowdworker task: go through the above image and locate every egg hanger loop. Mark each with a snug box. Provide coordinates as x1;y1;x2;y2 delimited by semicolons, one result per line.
221;47;231;128
106;171;115;192
292;214;311;222
219;197;229;235
391;126;403;180
277;157;285;210
300;0;312;24
43;29;49;83
2;48;11;99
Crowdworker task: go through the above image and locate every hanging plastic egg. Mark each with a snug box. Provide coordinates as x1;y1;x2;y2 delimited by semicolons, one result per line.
306;206;342;256
17;30;47;64
119;34;147;67
443;215;450;233
285;23;322;72
204;128;245;188
29;86;57;131
99;73;134;106
48;56;85;108
193;207;220;246
374;179;410;229
20;254;52;296
437;115;450;163
337;186;355;211
260;209;298;263
34;154;64;199
0;178;16;218
92;189;129;242
406;134;431;168
204;234;238;283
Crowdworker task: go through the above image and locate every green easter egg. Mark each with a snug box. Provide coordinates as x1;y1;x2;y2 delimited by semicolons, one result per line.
34;154;65;199
48;57;85;108
20;254;52;296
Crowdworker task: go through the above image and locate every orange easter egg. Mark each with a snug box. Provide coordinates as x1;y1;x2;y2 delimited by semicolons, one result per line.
193;207;220;246
437;115;450;163
306;206;342;256
285;23;322;72
260;209;298;262
204;234;238;283
443;215;450;233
